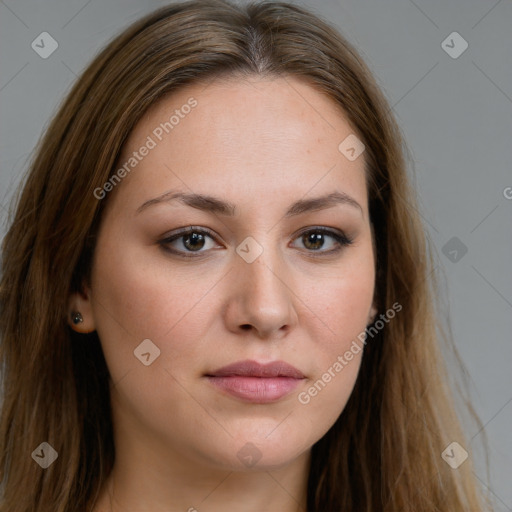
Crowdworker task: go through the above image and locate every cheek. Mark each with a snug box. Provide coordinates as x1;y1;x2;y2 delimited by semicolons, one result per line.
306;258;375;351
294;290;368;435
297;350;361;436
296;256;374;419
89;236;222;384
93;229;220;323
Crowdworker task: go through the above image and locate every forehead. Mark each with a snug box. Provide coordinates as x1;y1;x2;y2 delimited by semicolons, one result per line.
111;75;368;214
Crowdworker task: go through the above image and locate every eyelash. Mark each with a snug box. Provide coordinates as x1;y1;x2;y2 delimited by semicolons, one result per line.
158;226;354;259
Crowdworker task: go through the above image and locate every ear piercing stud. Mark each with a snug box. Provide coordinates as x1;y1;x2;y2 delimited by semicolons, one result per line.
71;311;83;325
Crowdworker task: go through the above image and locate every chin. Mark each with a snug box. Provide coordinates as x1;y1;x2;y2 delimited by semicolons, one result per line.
195;425;314;472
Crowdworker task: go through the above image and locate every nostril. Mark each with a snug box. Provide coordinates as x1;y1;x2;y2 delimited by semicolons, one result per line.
240;324;252;331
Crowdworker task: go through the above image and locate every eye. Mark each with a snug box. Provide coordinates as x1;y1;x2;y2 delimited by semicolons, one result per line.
159;227;221;256
290;227;353;254
159;226;353;258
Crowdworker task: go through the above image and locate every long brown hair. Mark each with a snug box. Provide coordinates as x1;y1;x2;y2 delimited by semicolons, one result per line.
0;1;489;510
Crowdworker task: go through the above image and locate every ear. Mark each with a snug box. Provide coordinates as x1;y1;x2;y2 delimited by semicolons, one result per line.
368;222;378;325
367;303;378;325
67;284;96;334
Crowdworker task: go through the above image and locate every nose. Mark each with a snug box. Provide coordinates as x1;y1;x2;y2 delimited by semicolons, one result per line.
223;247;299;340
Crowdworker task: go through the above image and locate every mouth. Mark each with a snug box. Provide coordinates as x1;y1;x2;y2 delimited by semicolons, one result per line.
205;360;306;403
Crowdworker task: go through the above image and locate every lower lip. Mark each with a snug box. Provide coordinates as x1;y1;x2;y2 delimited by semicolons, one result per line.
206;376;302;403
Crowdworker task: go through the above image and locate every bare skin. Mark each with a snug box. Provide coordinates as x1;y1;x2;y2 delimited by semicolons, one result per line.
70;75;377;512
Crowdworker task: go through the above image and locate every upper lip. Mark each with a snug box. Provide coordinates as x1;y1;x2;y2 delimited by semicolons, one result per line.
206;360;305;379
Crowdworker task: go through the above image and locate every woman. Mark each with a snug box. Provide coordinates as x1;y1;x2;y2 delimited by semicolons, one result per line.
0;1;489;510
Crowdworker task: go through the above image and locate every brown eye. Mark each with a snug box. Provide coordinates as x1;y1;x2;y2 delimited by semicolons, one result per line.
182;232;207;251
291;227;353;254
159;227;220;256
302;232;325;251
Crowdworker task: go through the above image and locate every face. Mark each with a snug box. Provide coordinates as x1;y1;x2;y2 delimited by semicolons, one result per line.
72;75;377;471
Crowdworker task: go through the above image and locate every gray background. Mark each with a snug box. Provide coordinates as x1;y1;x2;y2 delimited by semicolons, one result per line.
1;0;511;509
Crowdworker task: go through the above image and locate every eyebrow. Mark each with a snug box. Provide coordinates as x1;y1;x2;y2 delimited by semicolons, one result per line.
136;190;362;217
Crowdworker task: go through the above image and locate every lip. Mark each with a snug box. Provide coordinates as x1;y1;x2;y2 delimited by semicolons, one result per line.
205;360;305;403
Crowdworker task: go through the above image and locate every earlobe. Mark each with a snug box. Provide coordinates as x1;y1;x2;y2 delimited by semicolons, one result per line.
67;286;96;334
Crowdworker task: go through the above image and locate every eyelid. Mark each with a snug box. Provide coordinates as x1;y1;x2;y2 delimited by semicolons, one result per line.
293;225;352;243
162;225;219;240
